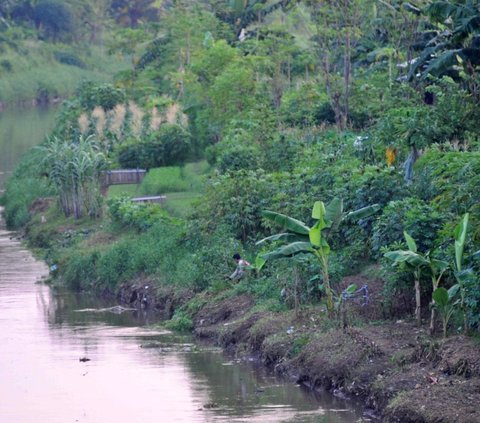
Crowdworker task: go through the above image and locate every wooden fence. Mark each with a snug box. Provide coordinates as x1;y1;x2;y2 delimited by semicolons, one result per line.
100;170;167;205
100;169;147;195
101;169;147;186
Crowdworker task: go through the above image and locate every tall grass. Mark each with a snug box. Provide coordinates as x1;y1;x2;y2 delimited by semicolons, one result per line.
39;135;106;219
1;149;53;228
139;161;209;195
59;221;190;290
140;167;190;194
162;192;202;217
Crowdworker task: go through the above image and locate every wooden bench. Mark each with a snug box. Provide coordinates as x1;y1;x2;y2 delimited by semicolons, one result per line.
131;195;167;204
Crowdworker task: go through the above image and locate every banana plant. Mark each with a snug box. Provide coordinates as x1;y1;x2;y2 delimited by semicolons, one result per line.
384;232;430;326
432;285;460;339
427;255;449;335
257;198;380;316
452;213;472;334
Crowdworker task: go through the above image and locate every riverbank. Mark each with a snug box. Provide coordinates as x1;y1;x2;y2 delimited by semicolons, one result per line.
3;224;359;423
114;276;480;423
9;200;480;422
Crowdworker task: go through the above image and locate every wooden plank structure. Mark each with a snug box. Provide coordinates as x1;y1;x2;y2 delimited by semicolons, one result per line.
100;169;147;195
100;169;167;204
131;195;167;204
101;169;147;186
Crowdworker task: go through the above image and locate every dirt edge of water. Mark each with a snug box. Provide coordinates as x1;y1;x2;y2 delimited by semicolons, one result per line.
17;205;479;423
115;281;480;423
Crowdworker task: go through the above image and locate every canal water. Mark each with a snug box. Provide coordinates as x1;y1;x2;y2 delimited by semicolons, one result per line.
0;209;370;423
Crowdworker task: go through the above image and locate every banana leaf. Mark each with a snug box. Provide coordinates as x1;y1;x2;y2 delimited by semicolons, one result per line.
454;213;469;271
312;201;326;220
432;287;449;307
404;231;418;253
325;197;343;230
254;254;267;271
384;250;429;267
309;221;322;247
262;242;314;260
256;232;306;245
423;49;461;78
344;204;380;221
430;258;449;273
262;210;310;235
309;221;330;251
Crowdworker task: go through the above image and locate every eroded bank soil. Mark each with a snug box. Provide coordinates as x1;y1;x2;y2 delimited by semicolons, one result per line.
117;281;480;423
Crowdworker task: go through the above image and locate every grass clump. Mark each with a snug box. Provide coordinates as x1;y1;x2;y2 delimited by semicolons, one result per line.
140;166;190;194
139;161;209;195
164;310;194;332
1;149;53;229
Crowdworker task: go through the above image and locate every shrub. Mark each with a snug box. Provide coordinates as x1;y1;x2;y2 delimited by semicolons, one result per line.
117;124;191;169
96;241;134;288
372;197;444;256
0;59;12;72
76;81;126;111
194;169;271;243
343;167;408;212
164;311;193;332
148;124;191;166
279;82;335;126
414;151;480;222
181;224;243;290
116;140;141;168
107;196;173;231
53;51;86;68
62;251;100;291
262;134;302;172
217;145;260;173
33;1;74;41
1;150;53;229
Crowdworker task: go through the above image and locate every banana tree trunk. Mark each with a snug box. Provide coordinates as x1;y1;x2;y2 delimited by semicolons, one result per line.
429;307;436;335
294;265;300;317
320;254;334;317
414;270;421;325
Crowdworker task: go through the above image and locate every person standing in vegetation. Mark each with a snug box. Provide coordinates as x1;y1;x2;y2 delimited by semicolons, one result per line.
228;253;250;281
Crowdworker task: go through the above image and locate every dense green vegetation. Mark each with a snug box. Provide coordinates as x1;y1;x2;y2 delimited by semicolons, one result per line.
2;0;480;340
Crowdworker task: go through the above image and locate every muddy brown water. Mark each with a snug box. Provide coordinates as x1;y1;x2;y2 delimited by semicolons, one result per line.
0;210;373;423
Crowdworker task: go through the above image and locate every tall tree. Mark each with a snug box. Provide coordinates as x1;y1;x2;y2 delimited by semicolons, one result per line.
307;0;370;130
33;1;75;41
111;0;159;28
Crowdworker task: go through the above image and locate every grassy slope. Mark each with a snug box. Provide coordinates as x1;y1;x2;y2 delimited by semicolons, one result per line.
0;41;127;105
107;161;209;217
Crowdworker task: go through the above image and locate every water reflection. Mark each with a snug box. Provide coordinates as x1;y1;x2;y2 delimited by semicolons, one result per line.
0;217;370;423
